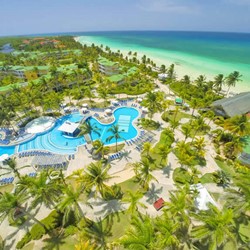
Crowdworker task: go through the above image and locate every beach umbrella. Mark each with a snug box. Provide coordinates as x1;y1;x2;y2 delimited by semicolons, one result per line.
82;107;88;113
112;100;119;105
142;107;148;113
105;109;112;114
137;97;143;102
82;103;88;107
0;154;9;162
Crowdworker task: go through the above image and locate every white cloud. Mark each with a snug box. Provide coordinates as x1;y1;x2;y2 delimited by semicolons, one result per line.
137;0;200;14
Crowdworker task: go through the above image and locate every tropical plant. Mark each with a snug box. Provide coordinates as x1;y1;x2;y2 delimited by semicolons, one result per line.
16;171;61;209
122;190;146;215
2;157;21;179
225;71;242;95
84;161;112;198
118;214;157;249
106;124;125;152
132;157;157;190
57;184;87;226
157;145;171;165
141;142;153;156
191;204;238;250
0;192;47;230
79;119;100;142
92;140;109;159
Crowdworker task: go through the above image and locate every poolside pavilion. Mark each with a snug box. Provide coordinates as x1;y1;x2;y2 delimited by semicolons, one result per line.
58;121;79;137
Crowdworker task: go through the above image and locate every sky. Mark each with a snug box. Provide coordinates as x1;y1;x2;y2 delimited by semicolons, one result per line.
1;0;250;36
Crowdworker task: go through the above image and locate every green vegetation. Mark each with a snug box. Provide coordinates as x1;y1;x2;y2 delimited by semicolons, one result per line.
0;35;249;250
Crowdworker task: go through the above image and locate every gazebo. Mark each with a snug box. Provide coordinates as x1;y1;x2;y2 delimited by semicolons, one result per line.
58;121;79;137
105;109;112;115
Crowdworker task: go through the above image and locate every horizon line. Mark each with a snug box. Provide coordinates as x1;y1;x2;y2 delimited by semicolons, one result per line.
1;29;250;38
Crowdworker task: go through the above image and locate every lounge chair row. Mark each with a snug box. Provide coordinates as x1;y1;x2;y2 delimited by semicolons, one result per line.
68;154;75;160
36;162;67;170
19;151;53;158
109;152;122;160
0;139;10;145
0;177;14;185
131;103;137;107
27;172;37;177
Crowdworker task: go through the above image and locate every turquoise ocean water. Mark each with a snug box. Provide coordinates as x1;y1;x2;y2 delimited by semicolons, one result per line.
76;31;250;92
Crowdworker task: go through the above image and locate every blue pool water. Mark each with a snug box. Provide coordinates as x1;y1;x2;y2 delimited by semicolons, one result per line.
0;107;139;156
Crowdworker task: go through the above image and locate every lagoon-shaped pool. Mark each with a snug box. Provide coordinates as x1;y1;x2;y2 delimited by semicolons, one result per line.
0;107;139;156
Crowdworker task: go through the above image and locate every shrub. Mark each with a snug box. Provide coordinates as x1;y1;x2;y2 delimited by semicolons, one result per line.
16;233;32;249
64;225;78;237
16;210;62;248
139;118;160;130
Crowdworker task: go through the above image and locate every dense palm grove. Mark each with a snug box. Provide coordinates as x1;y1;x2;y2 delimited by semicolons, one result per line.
0;36;249;249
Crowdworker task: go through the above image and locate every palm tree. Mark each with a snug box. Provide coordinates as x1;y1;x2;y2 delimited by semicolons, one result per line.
80;217;112;249
181;75;191;84
84;161;112;198
119;214;157;250
106;124;125;152
192;137;206;158
154;212;181;249
122;190;147;216
213;74;224;92
224;115;249;136
181;124;192;142
167;64;176;81
142;91;163;117
133;157;157;190
191;204;237;250
79;120;100;142
16;171;61;209
225;71;242;95
92;139;109;159
2;157;21;179
0;192;47;230
141;142;153;156
57;184;87;226
224;135;245;159
157;145;171;165
195;75;206;89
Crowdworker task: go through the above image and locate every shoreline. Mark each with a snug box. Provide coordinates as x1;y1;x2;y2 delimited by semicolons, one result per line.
75;36;250;94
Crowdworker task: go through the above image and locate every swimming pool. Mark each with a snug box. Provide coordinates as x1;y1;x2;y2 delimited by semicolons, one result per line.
0;107;139;156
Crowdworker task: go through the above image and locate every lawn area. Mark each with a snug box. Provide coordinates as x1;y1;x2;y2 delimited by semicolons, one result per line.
215;159;235;176
105;212;131;242
118;177;141;198
0;184;14;193
42;234;77;250
162;110;192;123
21;242;35;250
200;173;215;184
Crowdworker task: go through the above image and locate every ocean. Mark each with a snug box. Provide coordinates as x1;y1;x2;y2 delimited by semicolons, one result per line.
75;31;250;92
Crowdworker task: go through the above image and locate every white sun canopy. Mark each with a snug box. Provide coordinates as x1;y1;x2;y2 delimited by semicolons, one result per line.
58;121;79;134
191;184;217;211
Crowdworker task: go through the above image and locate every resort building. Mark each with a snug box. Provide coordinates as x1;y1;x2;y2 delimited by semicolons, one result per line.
211;91;250;117
58;121;80;137
98;56;120;76
0;65;49;81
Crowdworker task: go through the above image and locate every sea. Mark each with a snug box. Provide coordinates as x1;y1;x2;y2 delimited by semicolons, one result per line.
6;31;250;92
75;31;250;93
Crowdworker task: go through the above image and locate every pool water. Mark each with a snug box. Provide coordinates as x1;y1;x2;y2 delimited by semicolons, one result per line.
0;107;139;156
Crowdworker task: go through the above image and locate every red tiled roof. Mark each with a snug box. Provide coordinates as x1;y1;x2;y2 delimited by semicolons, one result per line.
153;198;165;210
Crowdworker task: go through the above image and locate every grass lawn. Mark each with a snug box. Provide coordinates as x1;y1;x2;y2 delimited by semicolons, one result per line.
0;184;14;193
42;234;77;250
118;177;141;198
162;110;192;123
215;159;235;176
105;212;131;242
200;173;215;184
21;242;35;250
